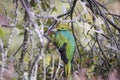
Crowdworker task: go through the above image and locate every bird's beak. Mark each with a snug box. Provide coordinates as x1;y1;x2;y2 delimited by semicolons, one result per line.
47;28;57;35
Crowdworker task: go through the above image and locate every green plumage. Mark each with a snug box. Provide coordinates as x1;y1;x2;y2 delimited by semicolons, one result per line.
54;24;75;79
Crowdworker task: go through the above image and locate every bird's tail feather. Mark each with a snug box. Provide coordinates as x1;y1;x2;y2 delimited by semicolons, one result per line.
65;62;72;79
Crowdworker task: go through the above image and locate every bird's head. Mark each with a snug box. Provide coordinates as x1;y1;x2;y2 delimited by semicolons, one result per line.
56;23;69;31
49;23;70;34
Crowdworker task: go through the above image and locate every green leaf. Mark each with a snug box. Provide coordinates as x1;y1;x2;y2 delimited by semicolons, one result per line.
18;31;24;36
16;24;24;30
45;54;51;67
30;1;37;7
0;27;4;38
46;19;53;25
51;7;57;12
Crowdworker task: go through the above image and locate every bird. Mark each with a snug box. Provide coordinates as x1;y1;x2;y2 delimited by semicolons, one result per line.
54;23;76;79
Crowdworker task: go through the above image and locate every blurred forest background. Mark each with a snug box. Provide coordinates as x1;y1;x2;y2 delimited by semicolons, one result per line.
0;0;120;80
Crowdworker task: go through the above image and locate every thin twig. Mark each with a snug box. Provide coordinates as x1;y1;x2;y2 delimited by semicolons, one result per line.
4;0;18;63
0;39;5;79
53;52;61;80
13;43;23;57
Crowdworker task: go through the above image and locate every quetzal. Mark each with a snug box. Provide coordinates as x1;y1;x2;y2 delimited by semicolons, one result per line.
54;23;76;79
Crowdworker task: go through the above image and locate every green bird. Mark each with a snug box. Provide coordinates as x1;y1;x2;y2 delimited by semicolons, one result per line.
54;23;76;79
